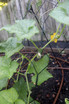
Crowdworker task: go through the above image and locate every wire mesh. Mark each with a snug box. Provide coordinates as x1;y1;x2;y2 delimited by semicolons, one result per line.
21;0;69;89
22;0;69;54
2;0;68;84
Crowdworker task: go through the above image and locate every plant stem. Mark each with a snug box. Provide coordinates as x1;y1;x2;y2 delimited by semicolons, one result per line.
17;72;25;76
16;52;29;82
60;24;66;36
41;39;52;50
16;53;24;82
55;23;61;34
18;51;34;104
42;24;61;49
24;55;30;61
25;53;37;104
30;39;39;50
25;73;31;104
12;77;16;82
30;53;37;62
19;52;30;61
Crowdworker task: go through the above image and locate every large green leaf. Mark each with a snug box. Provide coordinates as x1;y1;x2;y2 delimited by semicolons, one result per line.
28;55;53;85
0;19;39;41
49;0;69;25
15;99;25;104
0;37;23;58
0;88;18;104
0;56;19;79
32;68;52;85
13;77;35;104
13;78;28;103
0;78;8;90
65;98;69;104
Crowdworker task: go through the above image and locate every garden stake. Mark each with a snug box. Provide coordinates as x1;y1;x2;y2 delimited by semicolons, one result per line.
53;61;64;104
50;55;69;64
48;67;69;70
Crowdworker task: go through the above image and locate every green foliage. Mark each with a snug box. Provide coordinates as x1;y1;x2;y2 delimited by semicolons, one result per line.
0;88;18;104
0;87;25;104
0;78;8;90
0;0;67;103
0;56;19;90
0;37;24;58
13;78;28;103
65;98;69;104
0;19;39;41
13;77;35;104
28;55;53;85
15;99;25;104
0;56;19;80
30;100;40;104
0;19;54;104
49;0;69;26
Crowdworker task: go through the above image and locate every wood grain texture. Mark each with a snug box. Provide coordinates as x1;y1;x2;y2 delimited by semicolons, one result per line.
0;0;69;41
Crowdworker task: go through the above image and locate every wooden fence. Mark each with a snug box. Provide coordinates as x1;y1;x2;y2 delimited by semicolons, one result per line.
0;0;69;41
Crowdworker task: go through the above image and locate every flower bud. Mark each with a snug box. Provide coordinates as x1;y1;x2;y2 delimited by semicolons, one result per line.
37;52;41;59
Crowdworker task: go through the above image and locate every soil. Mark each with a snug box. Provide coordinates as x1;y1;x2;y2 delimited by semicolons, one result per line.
31;69;69;104
0;47;69;104
17;50;69;104
29;52;69;104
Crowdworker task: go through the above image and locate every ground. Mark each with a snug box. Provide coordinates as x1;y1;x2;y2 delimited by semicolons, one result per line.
1;46;69;104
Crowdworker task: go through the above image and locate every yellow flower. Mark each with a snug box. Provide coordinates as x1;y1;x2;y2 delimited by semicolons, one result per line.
0;2;3;5
0;2;7;11
51;33;57;43
0;2;7;6
2;3;7;6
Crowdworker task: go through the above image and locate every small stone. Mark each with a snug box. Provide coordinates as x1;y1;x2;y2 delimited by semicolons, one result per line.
52;94;55;98
52;62;55;64
66;87;68;91
56;80;59;82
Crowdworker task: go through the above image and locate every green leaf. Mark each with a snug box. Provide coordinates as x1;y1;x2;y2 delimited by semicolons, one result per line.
0;88;18;104
0;19;39;41
30;97;40;104
15;99;25;104
13;77;35;104
49;0;69;25
0;37;23;58
32;68;52;85
30;100;40;104
65;98;69;104
28;55;53;85
0;56;19;79
0;78;8;90
13;78;28;103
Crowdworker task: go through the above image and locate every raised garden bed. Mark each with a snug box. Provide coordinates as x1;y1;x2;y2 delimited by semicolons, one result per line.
0;46;69;104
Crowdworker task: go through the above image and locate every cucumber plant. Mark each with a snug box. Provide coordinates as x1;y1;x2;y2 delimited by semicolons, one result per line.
0;0;69;103
0;19;53;104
